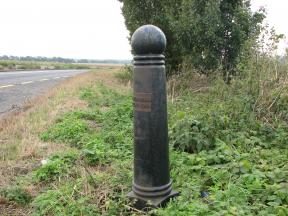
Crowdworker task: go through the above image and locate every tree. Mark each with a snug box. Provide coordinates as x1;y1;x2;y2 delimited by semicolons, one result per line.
119;0;182;74
119;0;265;78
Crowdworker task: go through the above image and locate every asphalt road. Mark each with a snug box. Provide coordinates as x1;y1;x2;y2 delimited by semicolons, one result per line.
0;70;88;116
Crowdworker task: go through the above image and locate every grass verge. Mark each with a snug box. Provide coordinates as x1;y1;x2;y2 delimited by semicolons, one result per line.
0;67;287;215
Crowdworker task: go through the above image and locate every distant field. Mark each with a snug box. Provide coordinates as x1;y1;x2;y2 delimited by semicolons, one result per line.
0;60;90;72
74;62;131;67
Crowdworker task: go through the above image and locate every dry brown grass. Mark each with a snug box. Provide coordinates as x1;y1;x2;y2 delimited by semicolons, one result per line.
0;67;124;189
0;203;31;216
167;69;211;104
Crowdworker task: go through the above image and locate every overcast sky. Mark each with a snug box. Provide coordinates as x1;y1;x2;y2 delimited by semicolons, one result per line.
252;0;288;55
0;0;132;60
0;0;287;59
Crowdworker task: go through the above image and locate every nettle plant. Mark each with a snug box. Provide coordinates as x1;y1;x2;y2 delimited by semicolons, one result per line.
170;116;216;153
34;152;78;182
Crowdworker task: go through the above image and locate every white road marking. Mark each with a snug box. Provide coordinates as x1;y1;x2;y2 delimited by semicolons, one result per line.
0;84;14;89
0;69;87;76
39;78;49;82
21;81;34;85
0;74;76;90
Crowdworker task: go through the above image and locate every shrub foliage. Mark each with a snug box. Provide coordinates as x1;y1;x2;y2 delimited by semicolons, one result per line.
119;0;265;77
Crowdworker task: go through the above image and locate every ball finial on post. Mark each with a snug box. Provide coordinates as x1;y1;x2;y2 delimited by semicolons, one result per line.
128;25;179;208
131;25;167;55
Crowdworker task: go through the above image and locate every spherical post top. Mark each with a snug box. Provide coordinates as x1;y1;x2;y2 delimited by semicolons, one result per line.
131;25;166;55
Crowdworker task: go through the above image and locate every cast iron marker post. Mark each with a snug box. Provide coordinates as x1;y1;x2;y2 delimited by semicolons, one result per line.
128;25;179;207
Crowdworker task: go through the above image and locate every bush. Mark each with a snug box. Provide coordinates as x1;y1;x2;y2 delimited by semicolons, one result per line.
120;0;265;76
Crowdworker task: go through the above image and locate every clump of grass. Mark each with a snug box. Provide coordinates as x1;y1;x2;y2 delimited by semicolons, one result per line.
32;181;100;216
32;161;137;216
0;186;32;206
114;65;133;84
34;151;78;182
41;113;89;147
